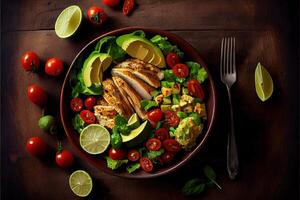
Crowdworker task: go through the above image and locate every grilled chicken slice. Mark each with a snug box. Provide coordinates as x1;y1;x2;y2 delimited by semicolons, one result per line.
102;79;134;118
112;76;147;120
111;68;154;100
94;105;117;129
132;70;160;88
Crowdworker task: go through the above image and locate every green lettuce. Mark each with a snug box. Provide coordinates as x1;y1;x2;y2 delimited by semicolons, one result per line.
186;61;208;83
72;114;86;133
105;157;128;170
95;36;126;62
140;100;158;111
150;35;184;58
126;163;141;173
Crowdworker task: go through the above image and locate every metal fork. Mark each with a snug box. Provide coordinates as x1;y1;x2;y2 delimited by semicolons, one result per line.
220;37;239;180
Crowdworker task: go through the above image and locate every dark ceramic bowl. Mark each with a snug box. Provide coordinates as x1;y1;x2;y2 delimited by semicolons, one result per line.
60;27;217;179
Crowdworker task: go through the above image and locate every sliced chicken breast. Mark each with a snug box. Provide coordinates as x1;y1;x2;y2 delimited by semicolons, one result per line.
94;105;117;129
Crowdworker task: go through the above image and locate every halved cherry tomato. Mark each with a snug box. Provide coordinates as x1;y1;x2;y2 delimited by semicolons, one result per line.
161;151;175;164
140;157;153;172
84;97;96;110
55;150;74;168
80;110;96;124
87;6;108;27
102;0;120;7
127;149;140;162
146;138;162;151
27;85;48;107
70;98;83;112
45;58;63;76
165;111;180;127
123;0;135;16
154;128;170;141
163;139;181;153
187;79;205;99
109;148;126;160
20;51;40;72
166;52;180;68
147;108;163;124
26;137;47;156
172;63;189;78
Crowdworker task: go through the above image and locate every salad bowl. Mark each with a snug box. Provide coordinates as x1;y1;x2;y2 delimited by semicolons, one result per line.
60;27;217;178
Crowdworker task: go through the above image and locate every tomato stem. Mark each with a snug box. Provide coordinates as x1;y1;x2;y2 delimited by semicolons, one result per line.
57;140;63;152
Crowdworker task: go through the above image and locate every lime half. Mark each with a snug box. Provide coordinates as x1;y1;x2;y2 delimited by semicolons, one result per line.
80;124;110;154
127;113;140;129
55;5;82;38
255;62;274;102
69;170;93;197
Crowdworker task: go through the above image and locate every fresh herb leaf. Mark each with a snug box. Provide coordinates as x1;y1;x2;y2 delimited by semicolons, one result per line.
72;114;86;133
197;68;208;83
161;81;175;88
140;100;158;111
146;149;164;160
182;178;206;196
189;112;202;126
186;61;208;83
111;127;123;149
163;70;176;82
105;157;128;170
203;165;222;190
138;147;147;157
150;35;184;58
150;90;160;98
126;163;141;173
177;111;188;119
115;114;128;127
118;124;131;135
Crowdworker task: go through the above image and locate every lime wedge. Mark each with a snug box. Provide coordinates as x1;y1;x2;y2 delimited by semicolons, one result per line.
255;62;274;102
127;113;140;129
55;5;82;38
69;170;93;197
80;124;110;154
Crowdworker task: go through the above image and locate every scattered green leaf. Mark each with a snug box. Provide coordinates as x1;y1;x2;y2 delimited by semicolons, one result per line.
105;157;128;170
182;178;206;196
126;163;141;173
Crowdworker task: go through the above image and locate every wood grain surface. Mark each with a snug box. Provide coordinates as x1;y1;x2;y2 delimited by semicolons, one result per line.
1;0;299;200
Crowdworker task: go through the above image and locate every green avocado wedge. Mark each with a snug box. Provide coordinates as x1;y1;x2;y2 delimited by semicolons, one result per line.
116;32;166;68
121;121;151;147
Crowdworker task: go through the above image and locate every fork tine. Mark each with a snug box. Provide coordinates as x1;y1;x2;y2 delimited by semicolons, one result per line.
233;37;236;73
226;37;230;74
220;38;224;76
229;37;233;74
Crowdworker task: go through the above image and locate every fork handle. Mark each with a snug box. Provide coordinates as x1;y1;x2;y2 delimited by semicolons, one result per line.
226;86;239;179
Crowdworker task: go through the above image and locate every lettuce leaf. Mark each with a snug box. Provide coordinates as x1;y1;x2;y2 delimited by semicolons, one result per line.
186;61;208;83
72;114;86;133
105;157;128;170
140;100;158;111
150;35;184;58
95;36;126;62
126;163;141;173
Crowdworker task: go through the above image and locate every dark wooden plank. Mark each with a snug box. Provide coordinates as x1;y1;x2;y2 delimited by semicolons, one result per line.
1;29;298;199
1;0;274;32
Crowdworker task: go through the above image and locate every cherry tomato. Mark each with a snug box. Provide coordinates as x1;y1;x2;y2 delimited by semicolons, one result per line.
87;6;108;27
140;157;153;172
80;110;96;124
26;137;47;156
55;150;74;168
161;151;175;164
146;138;162;151
45;58;63;76
172;63;189;78
123;0;135;16
20;51;40;72
109;148;127;160
147;108;163;123
70;98;83;112
27;84;48;107
163;139;181;153
166;52;180;68
187;79;205;99
165;111;180;127
127;149;140;162
102;0;120;7
154;128;170;141
84;97;96;110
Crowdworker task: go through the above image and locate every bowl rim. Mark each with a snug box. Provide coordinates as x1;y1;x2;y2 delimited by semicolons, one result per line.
60;27;217;179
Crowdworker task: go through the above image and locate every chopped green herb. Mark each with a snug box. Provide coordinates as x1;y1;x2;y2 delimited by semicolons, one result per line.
105;157;128;170
177;111;188;119
163;70;176;82
189;112;202;126
146;149;164;160
140;100;158;111
72;114;86;133
150;35;184;58
111;127;122;149
161;81;175;88
126;163;141;173
150;90;161;98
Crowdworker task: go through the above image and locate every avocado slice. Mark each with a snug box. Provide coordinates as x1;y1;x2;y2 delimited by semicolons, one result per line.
116;34;166;68
121;121;151;147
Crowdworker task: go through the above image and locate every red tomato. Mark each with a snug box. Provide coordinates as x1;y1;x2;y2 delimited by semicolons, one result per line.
147;108;163;123
109;148;127;160
127;149;140;162
187;79;205;99
161;151;175;164
154;128;170;141
172;63;189;78
20;51;40;72
45;58;63;76
70;98;83;112
165;111;180;127
102;0;120;7
166;52;180;68
146;138;162;151
55;150;74;168
26;137;47;156
84;97;96;110
87;6;108;27
80;110;96;124
27;84;48;107
140;157;153;172
163;139;181;153
123;0;135;16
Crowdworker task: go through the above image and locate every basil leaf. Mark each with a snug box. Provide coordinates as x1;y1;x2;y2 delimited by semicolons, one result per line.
182;178;206;196
203;165;216;180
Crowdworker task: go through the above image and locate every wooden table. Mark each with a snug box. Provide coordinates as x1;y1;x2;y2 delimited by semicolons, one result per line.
1;0;299;199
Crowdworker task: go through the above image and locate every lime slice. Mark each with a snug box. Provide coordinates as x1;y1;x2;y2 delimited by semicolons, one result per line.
69;170;93;197
55;5;82;38
255;62;274;102
127;113;140;129
80;124;110;154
